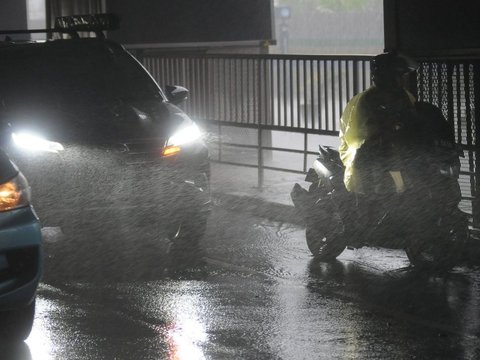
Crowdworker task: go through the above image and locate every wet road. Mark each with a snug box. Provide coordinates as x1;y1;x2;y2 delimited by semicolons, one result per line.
5;201;480;359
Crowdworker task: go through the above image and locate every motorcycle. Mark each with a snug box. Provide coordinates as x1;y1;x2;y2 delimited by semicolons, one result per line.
291;103;469;270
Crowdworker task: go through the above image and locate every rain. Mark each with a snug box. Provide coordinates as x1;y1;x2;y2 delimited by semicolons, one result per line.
1;1;480;360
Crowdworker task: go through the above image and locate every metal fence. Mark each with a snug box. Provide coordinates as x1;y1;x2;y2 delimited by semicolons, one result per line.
135;51;372;183
416;61;480;222
138;53;372;132
133;49;479;222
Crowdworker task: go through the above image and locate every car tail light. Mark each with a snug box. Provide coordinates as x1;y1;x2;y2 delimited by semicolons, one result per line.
0;172;31;212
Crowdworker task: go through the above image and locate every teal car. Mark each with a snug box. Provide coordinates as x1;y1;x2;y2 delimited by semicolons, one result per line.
0;150;42;342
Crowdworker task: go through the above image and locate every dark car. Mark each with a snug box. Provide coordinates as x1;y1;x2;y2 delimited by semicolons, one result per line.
0;15;211;249
0;150;42;342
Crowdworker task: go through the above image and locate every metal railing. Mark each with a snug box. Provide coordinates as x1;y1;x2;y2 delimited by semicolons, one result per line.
134;50;372;185
137;52;372;132
132;49;479;220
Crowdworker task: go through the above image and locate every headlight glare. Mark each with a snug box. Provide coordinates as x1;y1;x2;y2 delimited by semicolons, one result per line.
163;123;202;157
167;123;201;147
12;132;64;153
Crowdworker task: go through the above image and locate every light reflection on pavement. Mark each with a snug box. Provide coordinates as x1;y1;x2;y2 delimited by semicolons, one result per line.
18;207;480;359
158;285;208;360
25;298;55;360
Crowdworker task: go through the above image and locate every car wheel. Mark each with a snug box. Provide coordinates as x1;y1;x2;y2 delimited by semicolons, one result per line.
166;209;210;263
167;173;211;247
0;299;35;342
172;209;210;245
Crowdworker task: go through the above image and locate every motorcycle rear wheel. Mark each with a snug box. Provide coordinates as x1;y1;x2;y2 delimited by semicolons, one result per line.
405;214;468;271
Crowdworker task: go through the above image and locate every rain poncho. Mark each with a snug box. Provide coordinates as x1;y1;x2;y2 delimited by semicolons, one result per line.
339;85;416;193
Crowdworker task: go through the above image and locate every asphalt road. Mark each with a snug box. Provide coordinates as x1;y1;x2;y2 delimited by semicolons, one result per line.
4;200;480;360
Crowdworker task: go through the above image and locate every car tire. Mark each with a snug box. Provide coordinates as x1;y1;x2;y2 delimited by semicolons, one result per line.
0;299;35;342
172;209;210;244
166;210;210;263
175;173;211;238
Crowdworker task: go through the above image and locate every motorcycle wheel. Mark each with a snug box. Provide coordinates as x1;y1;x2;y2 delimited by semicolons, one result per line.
305;213;346;261
304;182;347;261
405;213;469;271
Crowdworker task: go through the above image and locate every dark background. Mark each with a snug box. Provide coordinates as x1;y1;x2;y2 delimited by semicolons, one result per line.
105;0;274;45
384;0;480;56
0;0;27;39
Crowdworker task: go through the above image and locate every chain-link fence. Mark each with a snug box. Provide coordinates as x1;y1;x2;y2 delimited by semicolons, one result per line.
416;61;479;223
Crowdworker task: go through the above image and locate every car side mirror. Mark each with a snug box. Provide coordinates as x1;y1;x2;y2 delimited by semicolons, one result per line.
165;85;189;105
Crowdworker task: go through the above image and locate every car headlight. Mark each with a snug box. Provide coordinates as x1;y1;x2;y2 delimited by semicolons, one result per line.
162;123;202;157
0;172;31;212
12;132;64;153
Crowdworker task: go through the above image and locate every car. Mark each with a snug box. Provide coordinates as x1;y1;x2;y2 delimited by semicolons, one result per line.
0;149;42;342
0;14;211;249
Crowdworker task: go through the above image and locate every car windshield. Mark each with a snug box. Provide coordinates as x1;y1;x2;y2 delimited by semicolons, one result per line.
0;45;163;108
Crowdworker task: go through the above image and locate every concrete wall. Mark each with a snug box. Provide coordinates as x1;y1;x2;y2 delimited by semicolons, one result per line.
0;0;28;40
384;0;480;56
105;0;274;49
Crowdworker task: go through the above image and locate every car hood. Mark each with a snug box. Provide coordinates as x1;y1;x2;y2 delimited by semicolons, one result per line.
2;98;189;145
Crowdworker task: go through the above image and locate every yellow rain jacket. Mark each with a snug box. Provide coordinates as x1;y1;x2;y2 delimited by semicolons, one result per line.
339;85;416;193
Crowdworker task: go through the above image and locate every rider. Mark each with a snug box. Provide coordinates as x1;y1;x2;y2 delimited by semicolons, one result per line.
339;51;419;196
338;52;425;242
334;51;465;261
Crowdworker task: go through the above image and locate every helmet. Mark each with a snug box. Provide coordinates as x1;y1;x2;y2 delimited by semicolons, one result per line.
372;52;418;87
372;52;417;76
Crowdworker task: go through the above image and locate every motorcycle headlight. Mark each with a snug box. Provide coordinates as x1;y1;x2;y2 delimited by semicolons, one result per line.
0;172;31;212
12;132;64;153
162;123;202;157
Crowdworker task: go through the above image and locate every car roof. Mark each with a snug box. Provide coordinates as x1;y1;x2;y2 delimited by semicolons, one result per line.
0;37;125;57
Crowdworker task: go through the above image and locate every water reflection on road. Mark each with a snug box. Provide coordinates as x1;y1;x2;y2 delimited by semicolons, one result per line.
15;208;480;359
155;284;208;360
269;250;480;359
